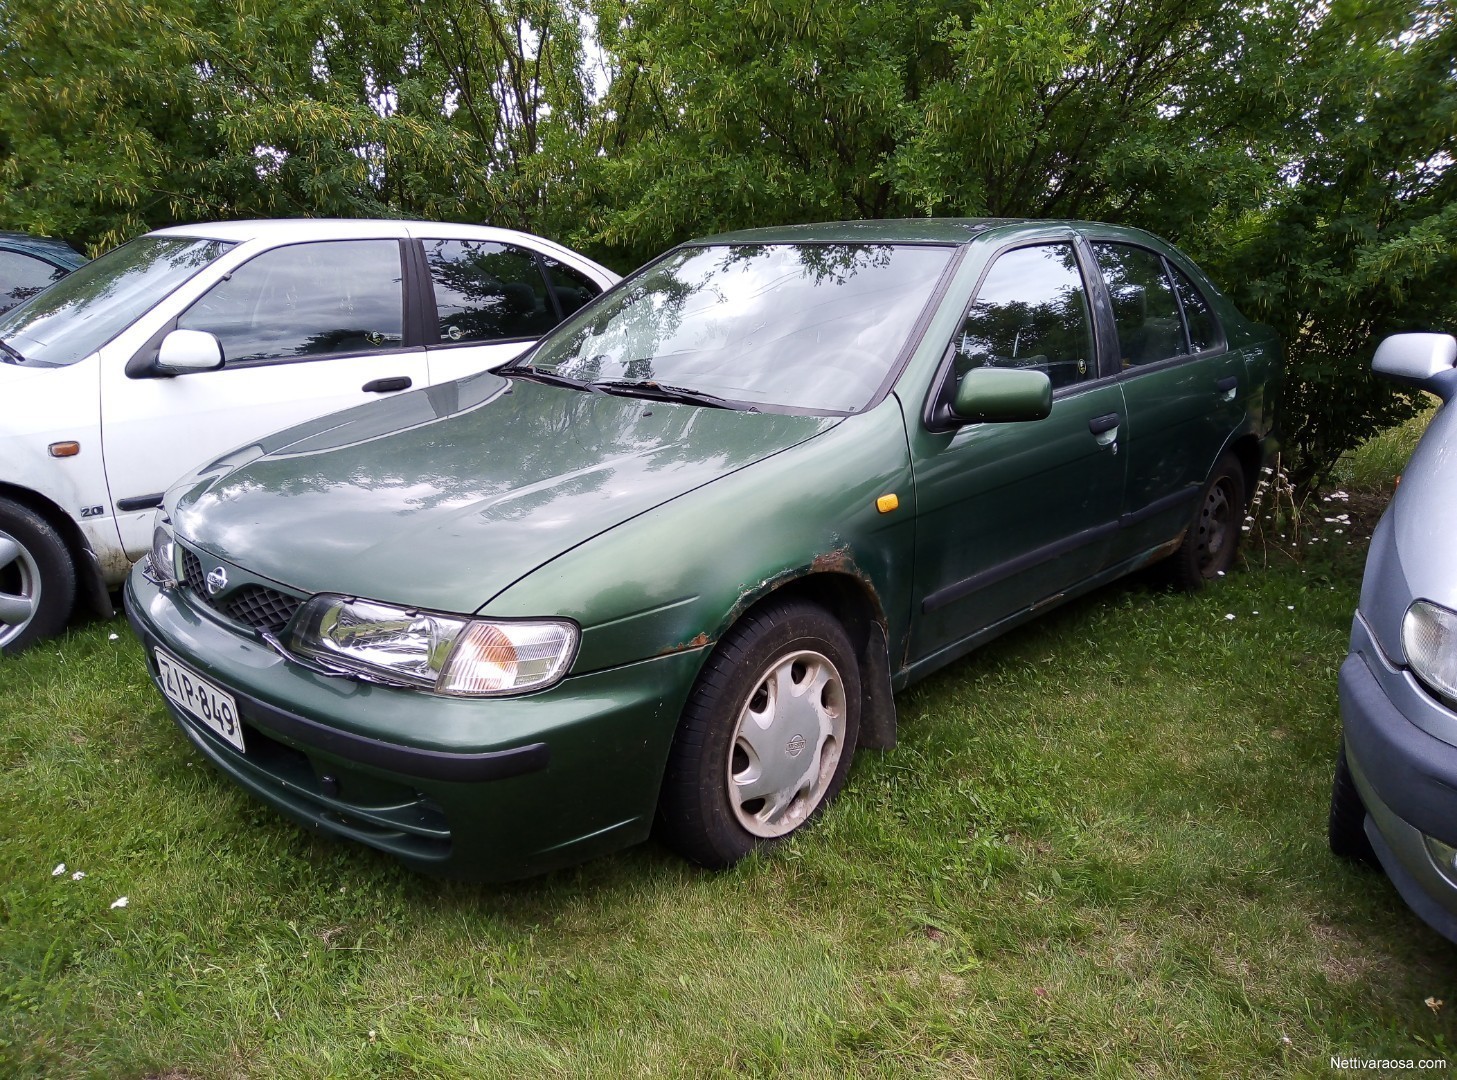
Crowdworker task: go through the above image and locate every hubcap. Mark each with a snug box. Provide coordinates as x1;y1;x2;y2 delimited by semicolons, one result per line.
727;648;846;838
0;531;41;649
1196;480;1233;575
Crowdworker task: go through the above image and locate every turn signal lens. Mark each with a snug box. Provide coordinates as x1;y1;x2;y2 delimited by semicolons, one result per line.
440;620;577;695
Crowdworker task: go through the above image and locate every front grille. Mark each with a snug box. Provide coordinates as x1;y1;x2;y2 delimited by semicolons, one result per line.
179;547;302;634
223;585;302;635
181;549;205;592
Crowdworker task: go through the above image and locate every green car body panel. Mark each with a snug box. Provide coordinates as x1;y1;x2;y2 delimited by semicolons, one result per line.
126;218;1280;880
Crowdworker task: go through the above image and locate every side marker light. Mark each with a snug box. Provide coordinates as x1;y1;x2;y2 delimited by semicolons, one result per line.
876;494;899;514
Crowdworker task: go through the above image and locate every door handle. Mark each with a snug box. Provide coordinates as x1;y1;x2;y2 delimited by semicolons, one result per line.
1088;412;1120;449
363;376;412;393
1216;375;1238;400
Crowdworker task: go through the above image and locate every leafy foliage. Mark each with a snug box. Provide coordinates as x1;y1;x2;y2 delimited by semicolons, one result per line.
0;0;1453;480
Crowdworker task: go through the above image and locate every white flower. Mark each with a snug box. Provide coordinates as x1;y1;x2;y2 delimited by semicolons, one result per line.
110;896;128;909
72;871;85;881
108;633;119;641
1225;614;1236;621
52;863;65;876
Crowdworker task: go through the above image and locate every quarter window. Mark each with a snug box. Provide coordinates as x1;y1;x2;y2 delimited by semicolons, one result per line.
955;243;1096;390
1169;264;1218;352
422;240;557;344
1092;243;1189;367
180;240;404;364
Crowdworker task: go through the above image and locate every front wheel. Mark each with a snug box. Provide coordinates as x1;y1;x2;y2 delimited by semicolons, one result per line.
1329;744;1376;864
0;500;77;655
1165;452;1246;591
656;597;861;869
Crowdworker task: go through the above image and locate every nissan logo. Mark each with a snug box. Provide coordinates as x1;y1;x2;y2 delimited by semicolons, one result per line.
205;566;228;596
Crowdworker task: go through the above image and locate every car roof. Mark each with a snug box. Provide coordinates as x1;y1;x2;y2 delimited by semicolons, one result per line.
148;218;545;245
692;217;1176;249
697;218;1035;245
0;231;87;269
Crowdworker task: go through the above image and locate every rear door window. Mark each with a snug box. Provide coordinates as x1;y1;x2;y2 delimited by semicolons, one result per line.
540;256;602;318
422;240;557;344
1091;243;1189;368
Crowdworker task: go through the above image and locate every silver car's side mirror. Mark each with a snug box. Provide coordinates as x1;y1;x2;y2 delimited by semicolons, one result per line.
1372;333;1457;399
155;329;224;375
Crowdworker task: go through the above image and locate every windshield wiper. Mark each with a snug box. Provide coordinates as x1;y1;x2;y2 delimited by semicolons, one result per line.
502;366;605;394
591;379;754;411
0;339;26;365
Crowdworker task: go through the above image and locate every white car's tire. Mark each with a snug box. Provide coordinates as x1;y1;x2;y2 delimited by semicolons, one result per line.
0;500;76;655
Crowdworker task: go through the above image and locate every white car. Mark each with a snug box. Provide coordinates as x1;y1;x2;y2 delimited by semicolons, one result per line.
0;218;618;653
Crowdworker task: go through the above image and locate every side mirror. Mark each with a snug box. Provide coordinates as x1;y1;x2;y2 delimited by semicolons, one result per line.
951;366;1053;424
1372;333;1457;401
155;329;224;375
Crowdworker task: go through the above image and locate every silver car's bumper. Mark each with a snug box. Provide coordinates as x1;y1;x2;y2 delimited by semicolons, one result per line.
1341;612;1457;943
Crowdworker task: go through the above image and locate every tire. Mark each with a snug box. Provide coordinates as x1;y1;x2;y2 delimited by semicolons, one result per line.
0;500;77;655
1165;452;1246;591
656;597;861;869
1329;744;1377;864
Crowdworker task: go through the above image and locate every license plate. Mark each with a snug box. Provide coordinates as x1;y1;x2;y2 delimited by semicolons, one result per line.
155;649;245;752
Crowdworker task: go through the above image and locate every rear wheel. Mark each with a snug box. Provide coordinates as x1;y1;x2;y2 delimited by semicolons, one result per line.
0;500;76;655
656;597;861;869
1329;744;1377;864
1166;453;1245;591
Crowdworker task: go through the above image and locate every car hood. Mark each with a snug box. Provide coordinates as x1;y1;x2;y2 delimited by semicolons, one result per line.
1390;401;1457;608
172;372;838;612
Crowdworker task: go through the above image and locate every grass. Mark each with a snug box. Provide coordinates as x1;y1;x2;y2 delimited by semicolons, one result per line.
2;425;1455;1077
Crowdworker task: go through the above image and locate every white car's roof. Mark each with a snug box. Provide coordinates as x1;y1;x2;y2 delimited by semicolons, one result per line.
151;218;559;248
148;219;619;284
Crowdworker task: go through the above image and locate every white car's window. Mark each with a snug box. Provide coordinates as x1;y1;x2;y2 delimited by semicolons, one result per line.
540;256;601;317
421;240;556;345
0;237;233;367
180;240;405;364
956;243;1096;391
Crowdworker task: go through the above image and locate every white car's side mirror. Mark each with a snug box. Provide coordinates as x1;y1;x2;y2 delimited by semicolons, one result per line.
1372;333;1457;399
155;329;224;375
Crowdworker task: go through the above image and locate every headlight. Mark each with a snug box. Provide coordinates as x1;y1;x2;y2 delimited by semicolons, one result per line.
285;594;577;696
1402;599;1457;708
147;512;177;585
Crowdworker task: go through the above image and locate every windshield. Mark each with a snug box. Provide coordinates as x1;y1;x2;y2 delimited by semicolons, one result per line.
0;236;234;367
521;242;953;413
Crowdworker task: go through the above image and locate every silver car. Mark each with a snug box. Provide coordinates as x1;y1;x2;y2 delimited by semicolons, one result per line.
1331;332;1457;941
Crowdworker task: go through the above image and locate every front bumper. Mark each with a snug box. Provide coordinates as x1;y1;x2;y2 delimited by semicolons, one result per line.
125;562;707;881
1340;611;1457;943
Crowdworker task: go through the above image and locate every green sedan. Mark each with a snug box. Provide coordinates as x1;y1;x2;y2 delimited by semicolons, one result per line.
125;219;1280;879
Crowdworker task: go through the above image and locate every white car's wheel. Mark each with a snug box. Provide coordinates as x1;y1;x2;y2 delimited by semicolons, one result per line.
0;500;76;655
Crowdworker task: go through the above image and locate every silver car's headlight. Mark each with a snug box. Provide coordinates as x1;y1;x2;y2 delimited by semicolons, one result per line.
147;511;177;584
1402;599;1457;708
285;594;578;696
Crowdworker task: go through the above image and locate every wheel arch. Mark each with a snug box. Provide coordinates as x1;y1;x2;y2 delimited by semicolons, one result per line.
713;567;898;751
0;481;114;618
1224;431;1262;503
